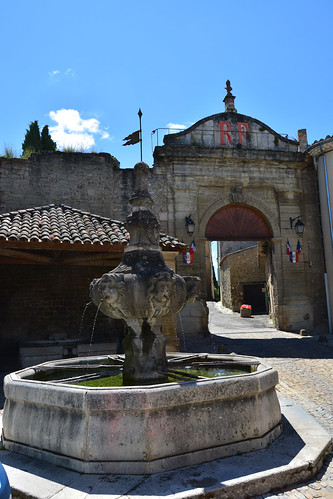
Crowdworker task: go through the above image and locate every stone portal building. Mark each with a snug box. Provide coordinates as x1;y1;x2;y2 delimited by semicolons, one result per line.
153;83;327;332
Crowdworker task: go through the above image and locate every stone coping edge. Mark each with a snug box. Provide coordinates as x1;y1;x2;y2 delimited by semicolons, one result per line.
2;424;283;475
0;397;332;499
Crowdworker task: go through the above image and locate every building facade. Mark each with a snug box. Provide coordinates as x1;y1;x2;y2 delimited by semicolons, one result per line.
153;85;328;333
306;137;333;333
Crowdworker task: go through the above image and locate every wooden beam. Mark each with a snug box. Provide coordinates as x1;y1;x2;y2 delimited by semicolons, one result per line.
0;248;123;266
0;249;53;264
0;239;126;253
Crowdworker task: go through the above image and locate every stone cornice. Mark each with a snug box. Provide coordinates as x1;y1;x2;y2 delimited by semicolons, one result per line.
154;145;308;164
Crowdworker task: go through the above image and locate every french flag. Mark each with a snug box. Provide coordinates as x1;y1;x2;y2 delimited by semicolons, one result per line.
297;240;302;254
286;240;291;255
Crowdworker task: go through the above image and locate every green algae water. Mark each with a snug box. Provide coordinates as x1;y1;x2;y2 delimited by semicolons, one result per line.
74;366;250;387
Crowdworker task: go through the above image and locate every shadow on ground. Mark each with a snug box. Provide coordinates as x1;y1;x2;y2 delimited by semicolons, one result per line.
182;334;333;360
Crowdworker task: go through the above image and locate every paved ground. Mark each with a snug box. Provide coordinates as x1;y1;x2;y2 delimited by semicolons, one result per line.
189;302;333;498
1;303;333;498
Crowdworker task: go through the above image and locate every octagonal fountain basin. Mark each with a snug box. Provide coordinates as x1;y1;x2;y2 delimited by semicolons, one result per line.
2;353;282;475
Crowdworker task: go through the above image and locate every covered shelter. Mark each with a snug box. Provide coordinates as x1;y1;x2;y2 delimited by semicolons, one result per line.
0;204;185;367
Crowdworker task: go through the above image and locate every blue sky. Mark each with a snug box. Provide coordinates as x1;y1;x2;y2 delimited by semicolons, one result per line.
1;0;332;168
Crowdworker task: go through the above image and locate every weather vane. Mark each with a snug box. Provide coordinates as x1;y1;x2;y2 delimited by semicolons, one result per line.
123;108;143;162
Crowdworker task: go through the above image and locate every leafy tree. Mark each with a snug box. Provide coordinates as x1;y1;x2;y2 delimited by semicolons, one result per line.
41;125;57;151
22;121;57;157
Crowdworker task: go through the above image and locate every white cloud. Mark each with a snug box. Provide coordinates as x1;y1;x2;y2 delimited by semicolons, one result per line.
48;70;60;77
167;122;187;130
166;122;193;134
48;68;74;79
49;109;110;151
101;131;110;139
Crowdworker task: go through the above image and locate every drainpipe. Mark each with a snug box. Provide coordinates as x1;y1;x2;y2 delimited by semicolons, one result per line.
321;148;333;333
324;274;332;334
322;153;333;245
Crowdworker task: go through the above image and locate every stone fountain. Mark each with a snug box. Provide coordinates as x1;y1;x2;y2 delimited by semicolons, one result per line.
2;162;282;475
89;161;200;385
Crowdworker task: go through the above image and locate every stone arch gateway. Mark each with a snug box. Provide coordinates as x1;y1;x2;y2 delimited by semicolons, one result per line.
153;87;328;332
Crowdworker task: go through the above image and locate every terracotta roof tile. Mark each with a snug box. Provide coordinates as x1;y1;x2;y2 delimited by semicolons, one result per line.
0;203;185;251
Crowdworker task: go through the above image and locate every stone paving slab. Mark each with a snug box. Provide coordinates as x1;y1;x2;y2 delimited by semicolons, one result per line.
0;398;331;499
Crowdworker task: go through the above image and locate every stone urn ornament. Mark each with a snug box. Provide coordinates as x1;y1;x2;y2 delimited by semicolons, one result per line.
90;162;200;384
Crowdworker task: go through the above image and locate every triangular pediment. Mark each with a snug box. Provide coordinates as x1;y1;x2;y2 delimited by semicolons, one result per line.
164;112;298;152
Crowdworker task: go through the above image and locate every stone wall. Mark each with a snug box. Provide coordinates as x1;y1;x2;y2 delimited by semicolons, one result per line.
0;152;168;227
0;153;131;220
0;263;124;367
220;246;266;312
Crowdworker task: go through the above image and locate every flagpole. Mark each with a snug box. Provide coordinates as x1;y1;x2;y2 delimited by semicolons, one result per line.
138;108;143;161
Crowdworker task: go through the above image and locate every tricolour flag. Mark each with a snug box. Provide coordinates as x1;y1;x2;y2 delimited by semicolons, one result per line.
286;240;291;255
290;251;298;263
296;240;302;254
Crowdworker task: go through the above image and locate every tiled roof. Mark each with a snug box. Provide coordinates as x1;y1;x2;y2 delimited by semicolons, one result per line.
311;134;333;144
0;204;185;251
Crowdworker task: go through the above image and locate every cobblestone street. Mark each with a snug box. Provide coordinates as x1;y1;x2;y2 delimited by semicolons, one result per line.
205;302;333;498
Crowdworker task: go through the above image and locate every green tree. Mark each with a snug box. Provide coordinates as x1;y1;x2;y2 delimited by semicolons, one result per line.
22;120;41;155
22;121;57;157
41;125;57;151
212;263;220;301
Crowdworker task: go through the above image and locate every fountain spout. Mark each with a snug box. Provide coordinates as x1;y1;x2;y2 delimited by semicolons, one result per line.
90;162;200;384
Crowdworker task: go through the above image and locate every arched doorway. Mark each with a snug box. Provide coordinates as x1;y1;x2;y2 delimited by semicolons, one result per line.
205;205;273;315
205;204;272;241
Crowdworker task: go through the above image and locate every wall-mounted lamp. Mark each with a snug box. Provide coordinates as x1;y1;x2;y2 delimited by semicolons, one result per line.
185;215;195;235
290;216;305;236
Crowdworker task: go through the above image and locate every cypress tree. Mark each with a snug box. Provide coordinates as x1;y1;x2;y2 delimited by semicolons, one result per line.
22;121;57;157
41;125;57;151
22;120;41;155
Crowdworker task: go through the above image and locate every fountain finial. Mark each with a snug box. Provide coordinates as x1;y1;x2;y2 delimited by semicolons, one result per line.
223;79;237;112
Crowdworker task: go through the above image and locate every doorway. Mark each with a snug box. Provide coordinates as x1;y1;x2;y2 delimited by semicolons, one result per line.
243;282;267;314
